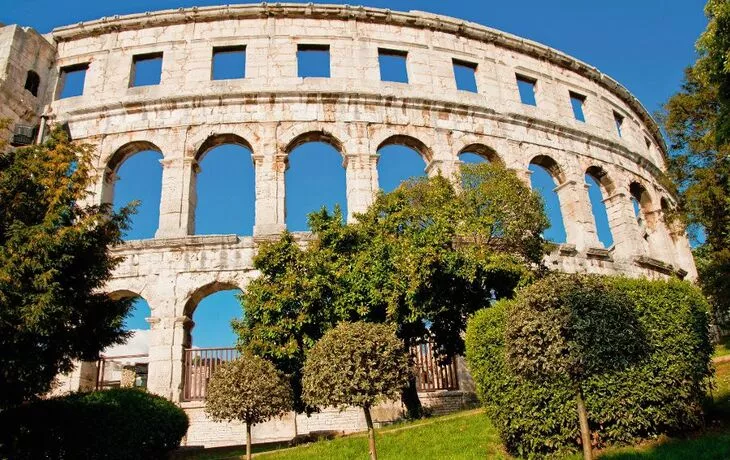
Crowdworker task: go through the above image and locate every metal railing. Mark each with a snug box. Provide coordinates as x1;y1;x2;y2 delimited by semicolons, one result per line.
411;342;459;392
183;347;240;401
96;353;149;390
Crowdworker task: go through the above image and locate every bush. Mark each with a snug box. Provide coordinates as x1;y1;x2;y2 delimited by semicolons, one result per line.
0;388;189;460
465;276;713;458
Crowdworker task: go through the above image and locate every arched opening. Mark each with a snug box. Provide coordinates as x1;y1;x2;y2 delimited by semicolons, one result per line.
99;292;151;389
108;142;163;240
24;70;40;97
629;181;652;228
585;166;615;248
182;282;245;401
529;156;567;243
377;135;431;192
194;135;255;235
285;133;346;231
458;144;501;165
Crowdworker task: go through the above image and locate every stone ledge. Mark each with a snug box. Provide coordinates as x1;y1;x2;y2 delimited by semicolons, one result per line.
586;247;613;261
111;234;248;252
633;255;674;276
558;243;578;257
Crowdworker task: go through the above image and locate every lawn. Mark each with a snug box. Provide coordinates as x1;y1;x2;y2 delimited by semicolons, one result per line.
714;335;730;359
184;362;730;460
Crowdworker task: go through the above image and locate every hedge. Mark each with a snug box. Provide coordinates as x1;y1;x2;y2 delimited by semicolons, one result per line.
0;388;189;460
465;276;713;458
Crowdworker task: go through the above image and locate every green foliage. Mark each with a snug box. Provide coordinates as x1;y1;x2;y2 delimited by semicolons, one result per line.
205;354;293;426
0;126;134;409
505;274;647;382
661;1;730;327
465;276;713;458
302;322;410;410
0;388;189;460
236;162;547;411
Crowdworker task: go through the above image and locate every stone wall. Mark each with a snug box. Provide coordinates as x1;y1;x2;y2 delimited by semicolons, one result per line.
3;3;699;448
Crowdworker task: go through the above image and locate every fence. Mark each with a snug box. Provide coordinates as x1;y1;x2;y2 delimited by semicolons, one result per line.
183;347;240;401
411;342;459;392
180;342;458;401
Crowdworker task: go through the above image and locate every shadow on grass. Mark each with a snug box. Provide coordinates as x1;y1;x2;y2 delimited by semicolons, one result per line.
172;441;289;460
598;430;730;460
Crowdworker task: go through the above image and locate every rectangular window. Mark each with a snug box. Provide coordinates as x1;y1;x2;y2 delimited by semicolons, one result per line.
212;46;246;80
569;92;586;122
131;52;163;87
57;63;88;99
614;111;624;137
297;44;330;78
452;59;478;93
378;49;408;83
516;74;537;106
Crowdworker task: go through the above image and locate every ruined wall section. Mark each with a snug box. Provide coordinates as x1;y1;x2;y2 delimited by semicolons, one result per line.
0;25;56;141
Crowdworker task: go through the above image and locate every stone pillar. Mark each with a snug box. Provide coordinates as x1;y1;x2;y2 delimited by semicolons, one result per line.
146;315;190;402
603;188;645;259
156;157;190;239
180;157;199;235
253;153;287;236
344;153;378;221
425;158;458;179
96;166;115;206
644;208;676;266
668;224;698;280
554;180;600;251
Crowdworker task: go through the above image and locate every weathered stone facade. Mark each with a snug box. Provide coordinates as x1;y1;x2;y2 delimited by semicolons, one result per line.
1;3;696;447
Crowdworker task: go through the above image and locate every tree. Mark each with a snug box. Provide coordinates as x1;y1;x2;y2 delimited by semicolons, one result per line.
504;274;647;460
205;355;293;460
302;322;410;460
662;0;730;328
235;162;549;415
0;125;134;409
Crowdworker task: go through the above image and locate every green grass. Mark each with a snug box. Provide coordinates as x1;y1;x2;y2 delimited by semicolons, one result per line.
184;363;730;460
714;336;730;358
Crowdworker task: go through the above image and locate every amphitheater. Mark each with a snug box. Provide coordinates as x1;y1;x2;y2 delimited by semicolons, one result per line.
0;3;697;447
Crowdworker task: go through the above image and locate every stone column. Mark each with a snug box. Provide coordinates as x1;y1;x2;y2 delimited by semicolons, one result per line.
145;315;191;402
668;224;699;280
253;153;287;236
180;157;199;236
96;166;115;206
603;188;645;260
344;153;378;221
554;180;600;251
425;158;459;179
156;158;190;239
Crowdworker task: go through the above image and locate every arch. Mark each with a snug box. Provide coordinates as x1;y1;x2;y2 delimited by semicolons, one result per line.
107;140;163;174
629;181;653;221
529;155;566;184
283;130;345;156
183;281;244;348
193;135;256;235
458;143;503;165
194;133;253;162
585;167;615;248
285;139;347;231
24;70;40;96
108;143;163;240
529;156;567;243
376;135;433;163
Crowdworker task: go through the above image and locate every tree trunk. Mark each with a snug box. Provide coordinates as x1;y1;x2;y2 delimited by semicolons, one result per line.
575;385;593;460
246;422;252;460
400;374;423;419
363;405;378;460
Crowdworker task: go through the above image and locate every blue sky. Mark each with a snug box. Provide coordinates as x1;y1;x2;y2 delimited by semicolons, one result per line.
4;0;708;348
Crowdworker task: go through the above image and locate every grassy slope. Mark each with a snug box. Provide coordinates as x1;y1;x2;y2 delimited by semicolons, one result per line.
186;362;730;460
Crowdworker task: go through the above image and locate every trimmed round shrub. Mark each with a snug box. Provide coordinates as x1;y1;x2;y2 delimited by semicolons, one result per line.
0;388;189;460
465;276;713;458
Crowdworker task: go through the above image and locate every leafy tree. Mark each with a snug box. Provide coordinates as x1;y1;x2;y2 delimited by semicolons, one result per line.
662;0;730;328
504;274;647;460
302;322;410;460
205;355;293;460
0;125;134;409
235;162;549;415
